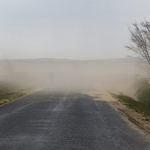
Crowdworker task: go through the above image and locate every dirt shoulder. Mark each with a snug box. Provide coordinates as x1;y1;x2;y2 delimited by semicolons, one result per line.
110;100;150;138
83;86;150;138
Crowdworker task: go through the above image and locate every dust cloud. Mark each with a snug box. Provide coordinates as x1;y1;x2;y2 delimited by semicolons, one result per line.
0;58;145;96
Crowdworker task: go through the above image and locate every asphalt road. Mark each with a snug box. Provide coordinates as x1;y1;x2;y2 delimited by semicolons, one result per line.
0;89;150;150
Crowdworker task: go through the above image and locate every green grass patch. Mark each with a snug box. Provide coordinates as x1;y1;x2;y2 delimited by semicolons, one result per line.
0;81;25;105
0;91;25;105
0;92;24;100
0;81;37;106
111;93;150;116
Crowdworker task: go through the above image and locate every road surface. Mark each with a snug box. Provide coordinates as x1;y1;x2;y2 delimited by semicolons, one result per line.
0;88;150;150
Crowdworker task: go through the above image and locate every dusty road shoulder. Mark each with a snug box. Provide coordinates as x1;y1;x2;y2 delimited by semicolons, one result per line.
83;88;150;139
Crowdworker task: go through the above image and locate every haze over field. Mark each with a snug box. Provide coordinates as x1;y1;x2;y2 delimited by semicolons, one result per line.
0;0;150;95
0;58;144;97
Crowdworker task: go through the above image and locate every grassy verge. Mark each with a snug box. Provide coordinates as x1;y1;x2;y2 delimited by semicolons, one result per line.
0;87;37;106
110;93;150;117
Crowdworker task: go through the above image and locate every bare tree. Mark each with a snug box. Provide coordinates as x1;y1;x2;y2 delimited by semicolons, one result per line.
126;20;150;68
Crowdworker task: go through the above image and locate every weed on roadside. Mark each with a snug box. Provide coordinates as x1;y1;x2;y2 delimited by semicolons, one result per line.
110;93;150;116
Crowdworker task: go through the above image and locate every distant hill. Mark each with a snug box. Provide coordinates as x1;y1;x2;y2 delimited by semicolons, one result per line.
15;58;71;61
0;57;138;62
103;58;138;61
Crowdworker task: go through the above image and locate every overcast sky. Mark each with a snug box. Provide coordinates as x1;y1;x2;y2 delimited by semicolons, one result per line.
0;0;150;60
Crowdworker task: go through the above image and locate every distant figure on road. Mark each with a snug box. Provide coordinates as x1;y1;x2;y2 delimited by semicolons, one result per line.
50;72;54;83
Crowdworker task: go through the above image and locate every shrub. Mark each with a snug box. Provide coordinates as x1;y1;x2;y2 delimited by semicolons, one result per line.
133;77;150;106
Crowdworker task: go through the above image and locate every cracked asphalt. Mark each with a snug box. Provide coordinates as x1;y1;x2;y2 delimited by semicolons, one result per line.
0;89;150;150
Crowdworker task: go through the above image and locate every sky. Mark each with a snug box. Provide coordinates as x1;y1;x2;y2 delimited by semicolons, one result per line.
0;0;150;60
